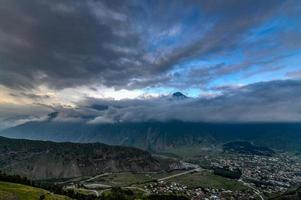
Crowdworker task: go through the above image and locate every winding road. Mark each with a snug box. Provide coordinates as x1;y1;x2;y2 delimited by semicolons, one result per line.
238;179;264;200
158;167;203;181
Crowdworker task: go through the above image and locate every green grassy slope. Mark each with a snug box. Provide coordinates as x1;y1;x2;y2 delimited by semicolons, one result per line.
0;181;71;200
165;171;247;191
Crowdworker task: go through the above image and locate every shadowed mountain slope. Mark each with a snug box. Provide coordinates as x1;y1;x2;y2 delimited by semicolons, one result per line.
0;136;168;180
1;121;301;152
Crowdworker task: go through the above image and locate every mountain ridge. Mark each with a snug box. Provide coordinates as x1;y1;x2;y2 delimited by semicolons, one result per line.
1;121;301;153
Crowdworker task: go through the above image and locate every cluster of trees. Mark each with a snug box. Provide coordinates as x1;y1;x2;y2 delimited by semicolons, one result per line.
101;187;135;200
0;171;32;185
213;167;242;179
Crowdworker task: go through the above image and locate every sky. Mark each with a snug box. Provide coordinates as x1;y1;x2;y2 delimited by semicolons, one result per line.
0;0;301;128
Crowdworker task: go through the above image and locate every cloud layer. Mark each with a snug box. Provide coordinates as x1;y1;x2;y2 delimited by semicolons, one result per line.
81;79;301;123
1;79;301;130
0;0;300;92
0;1;301;128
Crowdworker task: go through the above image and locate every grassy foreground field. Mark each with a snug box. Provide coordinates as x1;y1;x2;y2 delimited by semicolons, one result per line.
0;181;71;200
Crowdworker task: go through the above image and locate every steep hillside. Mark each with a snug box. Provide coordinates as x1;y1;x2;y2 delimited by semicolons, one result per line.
1;121;301;152
0;136;168;180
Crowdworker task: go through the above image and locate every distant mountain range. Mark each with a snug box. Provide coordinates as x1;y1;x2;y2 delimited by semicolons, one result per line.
0;136;179;180
1;121;301;153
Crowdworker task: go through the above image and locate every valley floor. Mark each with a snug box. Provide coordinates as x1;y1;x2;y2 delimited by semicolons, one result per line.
54;149;301;200
60;168;257;199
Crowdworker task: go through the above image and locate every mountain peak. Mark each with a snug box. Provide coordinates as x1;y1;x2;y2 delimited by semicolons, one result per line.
172;92;188;99
47;112;59;121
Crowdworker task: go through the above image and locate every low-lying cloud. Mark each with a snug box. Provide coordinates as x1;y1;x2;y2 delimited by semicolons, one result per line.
2;79;299;130
83;79;301;123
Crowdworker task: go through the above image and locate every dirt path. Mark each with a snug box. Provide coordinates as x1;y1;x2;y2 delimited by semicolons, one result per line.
82;172;112;183
158;167;203;181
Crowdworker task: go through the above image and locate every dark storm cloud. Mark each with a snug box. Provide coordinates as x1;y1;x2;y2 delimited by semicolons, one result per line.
0;0;146;89
0;0;298;91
